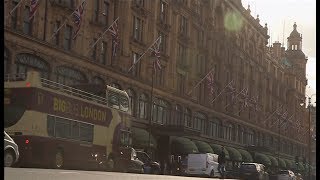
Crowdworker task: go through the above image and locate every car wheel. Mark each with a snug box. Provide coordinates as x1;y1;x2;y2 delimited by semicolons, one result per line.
54;150;64;169
4;150;15;167
210;170;215;178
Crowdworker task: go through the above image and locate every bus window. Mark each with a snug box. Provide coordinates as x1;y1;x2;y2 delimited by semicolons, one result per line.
71;121;80;139
55;117;71;139
119;95;129;112
4;105;26;128
108;91;119;109
79;123;93;142
47;115;55;137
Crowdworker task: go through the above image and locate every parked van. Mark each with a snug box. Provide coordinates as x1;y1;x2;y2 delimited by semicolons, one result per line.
186;153;221;178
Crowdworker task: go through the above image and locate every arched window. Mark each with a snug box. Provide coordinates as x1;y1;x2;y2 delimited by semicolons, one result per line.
208;119;218;137
184;108;192;128
15;53;50;78
153;98;170;125
138;93;148;120
55;66;87;85
92;76;105;85
4;48;9;75
127;89;136;117
174;104;183;126
111;83;121;90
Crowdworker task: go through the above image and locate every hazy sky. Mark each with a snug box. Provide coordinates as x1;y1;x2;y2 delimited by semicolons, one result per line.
241;0;316;102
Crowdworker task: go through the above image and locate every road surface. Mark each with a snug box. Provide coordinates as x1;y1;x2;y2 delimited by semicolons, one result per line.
5;168;237;180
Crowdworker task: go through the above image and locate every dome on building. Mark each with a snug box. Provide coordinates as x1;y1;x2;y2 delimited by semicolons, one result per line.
289;22;301;38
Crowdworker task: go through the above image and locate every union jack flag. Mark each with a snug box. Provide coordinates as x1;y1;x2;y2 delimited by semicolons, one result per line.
109;21;120;57
206;71;215;96
72;1;86;39
29;0;39;20
225;80;237;104
150;37;162;71
239;88;249;107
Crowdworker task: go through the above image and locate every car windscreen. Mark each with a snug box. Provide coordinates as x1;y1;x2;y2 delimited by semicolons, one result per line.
240;164;258;172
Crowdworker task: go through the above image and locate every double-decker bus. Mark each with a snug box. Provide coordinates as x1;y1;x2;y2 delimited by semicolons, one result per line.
4;71;132;170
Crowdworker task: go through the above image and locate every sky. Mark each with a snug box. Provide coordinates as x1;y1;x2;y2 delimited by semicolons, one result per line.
241;0;316;104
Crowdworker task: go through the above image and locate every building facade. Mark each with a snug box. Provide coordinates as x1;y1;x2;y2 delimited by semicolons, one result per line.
4;0;310;171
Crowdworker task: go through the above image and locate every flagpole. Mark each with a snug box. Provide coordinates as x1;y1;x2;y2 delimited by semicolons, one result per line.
187;66;215;95
210;79;234;103
262;105;283;124
86;17;119;55
127;36;161;73
9;0;25;16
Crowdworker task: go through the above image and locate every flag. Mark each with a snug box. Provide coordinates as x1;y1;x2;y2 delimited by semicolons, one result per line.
275;106;283;116
281;111;288;119
149;37;162;71
206;71;215;96
239;88;249;107
29;0;39;20
72;1;86;39
109;21;120;57
225;80;236;104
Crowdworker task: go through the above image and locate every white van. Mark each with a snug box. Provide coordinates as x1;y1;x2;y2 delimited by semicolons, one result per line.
186;153;221;178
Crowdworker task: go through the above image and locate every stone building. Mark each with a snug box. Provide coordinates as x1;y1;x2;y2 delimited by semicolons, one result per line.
4;0;309;171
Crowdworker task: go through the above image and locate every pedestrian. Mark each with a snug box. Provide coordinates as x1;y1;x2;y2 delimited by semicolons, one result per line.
218;146;226;178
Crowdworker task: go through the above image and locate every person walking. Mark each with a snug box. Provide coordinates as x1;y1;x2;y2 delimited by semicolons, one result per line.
218;146;226;178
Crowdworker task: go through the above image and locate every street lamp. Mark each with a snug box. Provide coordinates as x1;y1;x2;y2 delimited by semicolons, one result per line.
307;94;316;180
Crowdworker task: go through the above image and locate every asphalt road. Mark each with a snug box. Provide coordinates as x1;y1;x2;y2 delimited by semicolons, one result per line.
5;168;237;180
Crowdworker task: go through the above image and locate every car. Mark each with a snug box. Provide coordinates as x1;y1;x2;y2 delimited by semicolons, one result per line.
111;147;145;173
4;131;20;167
239;163;269;180
277;170;296;180
136;151;161;174
186;153;221;178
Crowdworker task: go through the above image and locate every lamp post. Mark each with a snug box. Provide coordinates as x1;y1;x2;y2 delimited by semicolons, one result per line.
307;94;316;180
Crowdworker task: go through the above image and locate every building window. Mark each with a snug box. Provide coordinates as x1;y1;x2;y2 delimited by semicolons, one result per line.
55;66;87;85
177;43;187;66
153;98;170;125
208;121;218;137
53;21;61;46
184;108;191;128
139;93;148;120
132;52;141;77
177;73;185;94
63;25;72;51
58;0;74;8
196;55;205;75
159;0;167;23
198;29;204;47
11;1;18;30
133;16;143;42
15;53;50;79
100;41;107;65
103;2;109;25
23;6;32;35
158;31;167;54
179;15;188;35
134;0;144;7
155;67;165;87
173;104;183;126
91;38;97;60
127;89;136;117
193;112;206;133
93;0;100;22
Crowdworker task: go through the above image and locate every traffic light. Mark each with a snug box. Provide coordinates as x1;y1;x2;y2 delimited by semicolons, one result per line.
295;156;299;165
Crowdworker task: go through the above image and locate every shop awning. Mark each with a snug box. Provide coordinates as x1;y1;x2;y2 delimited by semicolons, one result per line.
254;153;271;166
171;137;199;155
284;159;293;169
298;162;305;171
132;127;157;149
193;140;214;153
209;144;230;160
278;158;286;169
268;155;279;167
225;147;242;162
237;149;253;163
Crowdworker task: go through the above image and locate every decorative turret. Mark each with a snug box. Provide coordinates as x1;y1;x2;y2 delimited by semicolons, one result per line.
287;22;302;51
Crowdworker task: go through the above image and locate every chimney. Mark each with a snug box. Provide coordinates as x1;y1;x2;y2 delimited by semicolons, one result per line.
272;41;281;59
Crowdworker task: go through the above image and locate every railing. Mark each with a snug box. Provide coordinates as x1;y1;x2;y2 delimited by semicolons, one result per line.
40;78;109;106
4;73;27;82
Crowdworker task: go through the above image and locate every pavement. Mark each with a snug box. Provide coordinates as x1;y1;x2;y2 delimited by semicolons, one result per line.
4;168;238;180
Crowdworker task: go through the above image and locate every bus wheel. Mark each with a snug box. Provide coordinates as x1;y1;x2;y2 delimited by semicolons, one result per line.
54;150;64;169
4;150;15;167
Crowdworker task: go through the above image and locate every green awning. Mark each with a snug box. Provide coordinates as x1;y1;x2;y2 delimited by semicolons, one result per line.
284;159;293;169
225;147;242;162
132;127;157;149
298;162;305;171
254;153;271;166
193;140;214;153
268;155;279;167
237;149;253;163
278;158;286;169
171;137;199;155
209;144;230;160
